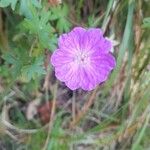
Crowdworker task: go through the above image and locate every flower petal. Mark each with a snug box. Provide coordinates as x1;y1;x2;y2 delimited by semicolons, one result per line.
58;27;86;52
80;28;103;52
78;67;98;91
51;27;116;91
65;72;80;90
92;53;116;70
90;53;116;82
51;49;73;67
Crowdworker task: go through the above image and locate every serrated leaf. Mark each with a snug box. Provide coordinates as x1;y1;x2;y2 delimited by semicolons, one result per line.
22;18;37;34
19;0;41;18
50;4;71;32
0;0;41;17
21;8;54;49
0;0;18;10
20;0;32;18
57;18;71;32
2;49;29;77
2;51;22;77
21;56;46;81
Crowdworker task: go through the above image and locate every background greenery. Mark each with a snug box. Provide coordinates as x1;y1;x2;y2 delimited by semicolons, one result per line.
0;0;150;149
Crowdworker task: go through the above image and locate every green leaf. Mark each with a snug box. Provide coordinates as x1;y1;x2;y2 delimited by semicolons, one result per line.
2;49;24;77
50;4;71;32
57;18;71;33
0;0;41;17
19;0;41;18
19;0;32;18
0;0;11;8
21;56;46;81
21;8;54;49
2;48;32;78
0;0;18;10
142;17;150;28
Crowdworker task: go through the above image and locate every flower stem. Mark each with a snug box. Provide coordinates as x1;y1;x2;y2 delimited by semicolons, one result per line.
72;91;76;122
70;87;98;128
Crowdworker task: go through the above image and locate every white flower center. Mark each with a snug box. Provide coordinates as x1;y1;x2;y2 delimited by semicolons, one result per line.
74;51;90;66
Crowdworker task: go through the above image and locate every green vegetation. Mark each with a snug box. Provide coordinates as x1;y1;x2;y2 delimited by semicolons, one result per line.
0;0;150;149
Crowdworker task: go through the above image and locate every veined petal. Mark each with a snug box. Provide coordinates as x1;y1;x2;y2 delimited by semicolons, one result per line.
51;49;73;67
58;27;86;52
51;27;116;91
91;53;116;69
80;28;103;52
78;68;97;91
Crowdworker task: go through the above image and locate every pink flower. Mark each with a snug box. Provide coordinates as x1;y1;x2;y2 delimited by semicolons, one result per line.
51;27;116;91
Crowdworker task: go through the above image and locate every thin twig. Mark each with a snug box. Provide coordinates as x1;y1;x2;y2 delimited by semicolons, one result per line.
42;82;58;150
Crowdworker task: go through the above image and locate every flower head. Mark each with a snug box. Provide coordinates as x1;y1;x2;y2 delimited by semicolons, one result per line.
51;27;116;91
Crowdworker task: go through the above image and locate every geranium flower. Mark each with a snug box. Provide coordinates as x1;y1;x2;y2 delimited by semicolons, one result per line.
51;27;116;91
